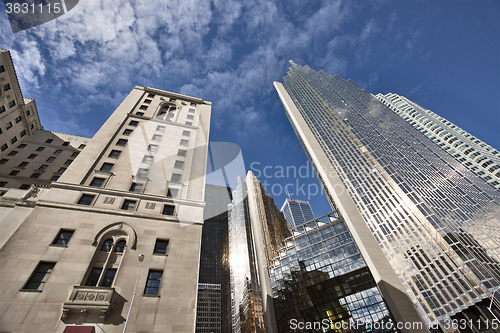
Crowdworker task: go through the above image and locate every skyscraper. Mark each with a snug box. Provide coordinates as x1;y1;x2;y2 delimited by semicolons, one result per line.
280;198;315;227
376;93;500;189
0;49;212;332
275;61;500;330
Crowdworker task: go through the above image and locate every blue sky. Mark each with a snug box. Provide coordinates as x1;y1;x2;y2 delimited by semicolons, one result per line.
1;0;499;215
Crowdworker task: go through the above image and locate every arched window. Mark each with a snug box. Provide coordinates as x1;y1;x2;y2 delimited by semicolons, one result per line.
115;240;126;253
101;239;113;252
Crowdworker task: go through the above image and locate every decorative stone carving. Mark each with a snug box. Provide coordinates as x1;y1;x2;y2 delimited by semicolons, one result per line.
62;286;115;321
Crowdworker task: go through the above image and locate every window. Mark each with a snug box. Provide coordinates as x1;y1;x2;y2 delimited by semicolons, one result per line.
29;154;38;159
54;149;63;155
8;150;18;156
51;176;60;181
15;116;22;123
156;125;165;132
152;134;162;141
180;139;188;146
8;100;15;108
162;205;175;216
77;194;95;206
46;156;55;162
17;143;27;149
90;177;105;187
0;181;8;187
144;99;152;104
147;144;158;152
0;159;8;164
19;184;30;189
101;239;113;252
26;109;31;116
6;121;12;129
62;141;70;146
187;115;194;120
188;108;195;113
1;144;7;151
144;270;163;296
0;106;5;114
39;164;48;170
100;163;114;172
139;105;148;110
171;173;181;182
0;65;4;72
18;161;29;167
71;152;79;157
86;268;102;286
106;150;121;160
52;229;74;246
45;139;53;143
182;130;190;136
116;139;128;146
137;168;149;178
78;144;86;149
9;170;19;176
30;123;34;129
177;149;187;157
147;93;155;98
174;160;184;169
154;239;169;255
10;136;17;144
167;188;178;198
115;240;126;253
121;199;137;211
142;155;153;164
20;130;26;137
3;83;11;91
57;167;67;173
65;159;73;165
102;269;117;287
36;146;45;151
136;112;144;116
129;120;139;126
30;173;40;179
185;121;192;126
129;182;144;193
123;129;133;136
23;262;55;290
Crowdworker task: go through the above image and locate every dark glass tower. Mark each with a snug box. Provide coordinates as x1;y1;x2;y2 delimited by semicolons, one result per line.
275;61;500;330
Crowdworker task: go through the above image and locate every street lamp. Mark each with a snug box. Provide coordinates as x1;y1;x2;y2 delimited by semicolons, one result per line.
123;254;145;333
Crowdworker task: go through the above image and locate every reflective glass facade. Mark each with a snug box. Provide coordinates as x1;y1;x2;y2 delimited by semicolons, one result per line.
270;212;399;332
281;198;315;227
276;62;500;328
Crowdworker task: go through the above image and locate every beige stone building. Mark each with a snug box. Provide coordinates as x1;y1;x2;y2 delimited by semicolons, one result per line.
0;49;212;333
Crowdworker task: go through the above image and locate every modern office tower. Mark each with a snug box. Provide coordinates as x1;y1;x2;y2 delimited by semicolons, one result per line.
376;93;500;189
228;171;291;333
275;61;500;331
196;184;233;333
270;211;401;332
0;52;212;333
280;197;315;227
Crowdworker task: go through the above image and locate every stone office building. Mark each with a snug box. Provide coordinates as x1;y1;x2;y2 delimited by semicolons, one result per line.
0;49;212;333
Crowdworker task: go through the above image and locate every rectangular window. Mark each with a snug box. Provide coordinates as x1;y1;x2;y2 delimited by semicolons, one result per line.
30;173;40;179
62;141;70;146
39;164;48;171
177;149;187;157
100;163;114;172
129;120;139;126
136;112;144;116
14;116;21;123
36;146;45;151
171;173;181;182
54;149;62;155
180;139;188;146
142;155;153;164
0;106;5;114
182;130;190;136
139;105;148;110
8;150;18;156
116;139;128;146
137;168;149;178
3;83;11;91
1;144;7;151
156;125;165;132
8;100;15;108
185;121;192;126
58;167;67;173
129;182;144;193
20;130;26;137
10;136;17;144
187;115;194;120
78;144;86;149
188;108;195;113
162;205;175;216
0;65;4;72
152;134;162;141
109;150;121;158
51;176;60;181
167;188;178;198
19;184;30;189
147;93;155;98
18;162;28;167
0;181;7;187
154;239;169;255
17;143;27;149
144;99;152;104
123;129;133;136
90;177;105;187
65;159;73;165
71;152;79;157
0;159;8;164
77;194;95;205
52;229;74;246
45;139;53;143
6;121;12;129
174;160;184;169
147;144;158;152
102;269;117;287
24;262;56;290
86;268;102;287
9;170;19;176
46;156;55;162
144;270;163;295
121;199;137;211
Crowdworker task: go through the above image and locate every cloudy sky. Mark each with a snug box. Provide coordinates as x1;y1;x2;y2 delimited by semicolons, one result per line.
1;0;499;215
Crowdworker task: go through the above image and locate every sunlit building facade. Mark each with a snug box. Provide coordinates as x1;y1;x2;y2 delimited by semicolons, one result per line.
275;62;500;331
280;198;315;227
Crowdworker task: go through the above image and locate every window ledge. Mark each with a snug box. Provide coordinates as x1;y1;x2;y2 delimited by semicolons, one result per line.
50;244;68;248
152;253;168;257
143;294;160;298
20;289;42;293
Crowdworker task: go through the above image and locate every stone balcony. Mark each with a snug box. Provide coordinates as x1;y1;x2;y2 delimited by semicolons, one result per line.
62;286;115;321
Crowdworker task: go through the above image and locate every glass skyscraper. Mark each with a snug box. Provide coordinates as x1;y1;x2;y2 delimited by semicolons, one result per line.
275;61;500;330
280;198;315;227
